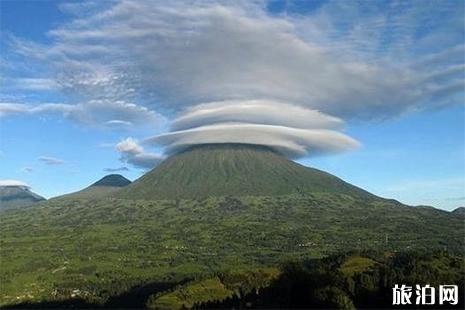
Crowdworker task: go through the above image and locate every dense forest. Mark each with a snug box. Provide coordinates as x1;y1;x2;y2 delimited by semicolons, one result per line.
7;251;464;309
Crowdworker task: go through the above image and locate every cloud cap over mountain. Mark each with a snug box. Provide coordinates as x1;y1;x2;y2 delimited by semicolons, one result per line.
147;123;360;158
0;180;30;188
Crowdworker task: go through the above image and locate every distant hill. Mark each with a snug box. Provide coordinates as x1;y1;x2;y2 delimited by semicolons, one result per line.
118;144;374;200
54;174;131;200
0;186;45;210
451;206;465;216
91;174;132;187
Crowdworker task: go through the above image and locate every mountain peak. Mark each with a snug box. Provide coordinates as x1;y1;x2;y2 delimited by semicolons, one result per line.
451;207;465;216
53;174;132;200
0;185;45;209
91;174;131;187
118;143;373;200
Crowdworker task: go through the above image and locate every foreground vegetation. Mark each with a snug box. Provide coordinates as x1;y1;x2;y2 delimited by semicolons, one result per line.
162;251;465;309
4;252;464;309
1;193;463;307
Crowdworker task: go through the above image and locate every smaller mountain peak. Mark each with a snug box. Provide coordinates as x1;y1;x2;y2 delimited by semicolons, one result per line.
91;174;131;187
0;186;45;209
451;207;465;216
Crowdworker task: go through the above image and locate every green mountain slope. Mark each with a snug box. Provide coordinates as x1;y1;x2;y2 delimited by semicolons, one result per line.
118;144;374;200
54;174;131;200
0;186;45;210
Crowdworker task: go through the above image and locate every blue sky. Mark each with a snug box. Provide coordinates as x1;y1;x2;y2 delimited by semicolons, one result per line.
0;0;464;210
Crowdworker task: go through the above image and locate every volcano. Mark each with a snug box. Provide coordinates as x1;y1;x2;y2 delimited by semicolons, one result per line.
55;174;131;200
0;185;45;209
118;143;374;200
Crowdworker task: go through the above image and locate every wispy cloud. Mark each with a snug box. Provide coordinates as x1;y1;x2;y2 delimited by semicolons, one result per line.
104;120;133;127
21;166;34;173
378;176;465;209
38;156;65;165
445;196;465;201
3;78;59;91
0;100;165;129
384;177;465;193
104;167;129;172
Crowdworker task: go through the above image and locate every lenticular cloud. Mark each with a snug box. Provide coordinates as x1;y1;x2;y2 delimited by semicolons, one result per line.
0;180;30;188
171;100;344;131
145;100;359;158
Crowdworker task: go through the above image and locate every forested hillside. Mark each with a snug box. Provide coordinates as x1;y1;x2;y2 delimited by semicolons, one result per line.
1;194;462;307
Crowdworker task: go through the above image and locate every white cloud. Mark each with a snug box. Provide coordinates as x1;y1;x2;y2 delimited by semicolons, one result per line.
39;156;65;165
116;137;164;169
116;137;144;155
0;179;30;188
